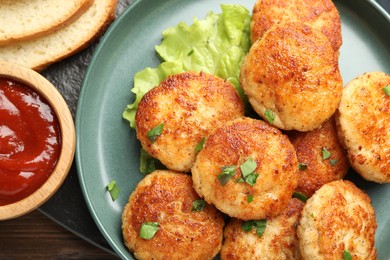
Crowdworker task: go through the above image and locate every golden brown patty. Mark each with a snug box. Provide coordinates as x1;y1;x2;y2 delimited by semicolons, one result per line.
298;180;377;259
220;198;305;260
288;116;350;197
240;22;342;131
336;72;390;183
136;71;244;172
122;170;224;260
250;0;342;51
191;117;298;220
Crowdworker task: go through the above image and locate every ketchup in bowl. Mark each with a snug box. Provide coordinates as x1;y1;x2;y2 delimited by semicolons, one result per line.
0;78;61;206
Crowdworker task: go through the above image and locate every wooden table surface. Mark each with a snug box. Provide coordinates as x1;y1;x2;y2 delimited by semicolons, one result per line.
0;210;119;259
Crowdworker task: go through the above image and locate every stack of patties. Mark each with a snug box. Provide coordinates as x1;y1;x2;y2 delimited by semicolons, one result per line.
122;71;245;259
121;0;385;259
241;0;343;132
228;0;379;259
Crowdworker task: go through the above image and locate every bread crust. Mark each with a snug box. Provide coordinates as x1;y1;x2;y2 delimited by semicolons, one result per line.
250;0;342;51
297;180;377;260
288;116;350;197
136;71;244;172
336;72;390;183
0;0;93;45
191;117;298;220
0;0;117;71
240;22;342;131
220;198;304;260
122;170;224;260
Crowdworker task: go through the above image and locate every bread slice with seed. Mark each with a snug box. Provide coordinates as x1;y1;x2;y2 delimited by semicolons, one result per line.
0;0;93;45
0;0;117;71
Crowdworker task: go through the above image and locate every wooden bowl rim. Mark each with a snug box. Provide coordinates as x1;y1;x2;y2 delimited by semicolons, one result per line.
0;61;75;220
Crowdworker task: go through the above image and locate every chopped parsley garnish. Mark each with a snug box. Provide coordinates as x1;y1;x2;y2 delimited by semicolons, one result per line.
195;137;206;152
218;157;259;186
240;157;259;186
241;220;254;232
140;148;156;174
322;148;339;166
241;219;267;238
217;166;236;185
330;159;339;166
255;220;267;237
292;191;308;202
147;123;164;143
191;199;206;212
298;162;308;170
139;148;166;174
264;109;275;124
140;222;159;240
106;180;120;201
245;173;259;186
235;177;245;183
322;147;331;160
240;157;257;177
343;250;352;260
383;85;390;96
247;195;254;203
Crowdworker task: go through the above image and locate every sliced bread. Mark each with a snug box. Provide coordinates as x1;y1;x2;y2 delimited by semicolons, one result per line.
0;0;117;71
0;0;93;45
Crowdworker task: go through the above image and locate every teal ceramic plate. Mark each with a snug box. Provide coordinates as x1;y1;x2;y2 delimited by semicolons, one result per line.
76;0;390;259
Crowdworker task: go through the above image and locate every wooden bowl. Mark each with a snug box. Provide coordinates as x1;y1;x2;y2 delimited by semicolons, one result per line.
0;61;75;220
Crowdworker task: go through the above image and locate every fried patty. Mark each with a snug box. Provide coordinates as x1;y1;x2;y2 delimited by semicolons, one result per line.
297;180;377;259
288;116;350;197
336;72;390;183
136;71;244;172
191;117;298;220
250;0;342;51
240;21;342;131
122;170;224;260
220;198;304;260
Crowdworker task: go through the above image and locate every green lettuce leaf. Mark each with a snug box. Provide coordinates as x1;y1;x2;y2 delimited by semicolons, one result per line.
123;4;251;128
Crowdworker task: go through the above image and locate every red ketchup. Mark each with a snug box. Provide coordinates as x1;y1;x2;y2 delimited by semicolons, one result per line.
0;78;61;206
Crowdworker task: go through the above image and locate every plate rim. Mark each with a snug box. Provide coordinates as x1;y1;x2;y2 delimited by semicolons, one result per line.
75;0;143;256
